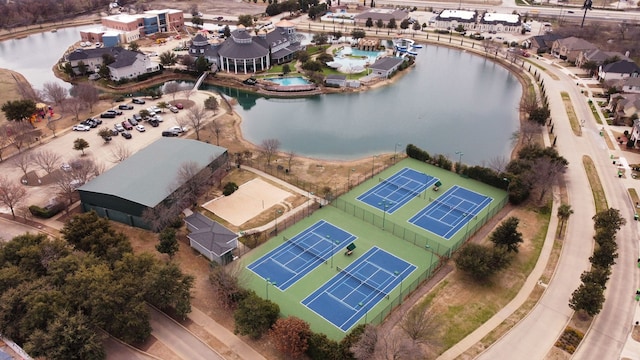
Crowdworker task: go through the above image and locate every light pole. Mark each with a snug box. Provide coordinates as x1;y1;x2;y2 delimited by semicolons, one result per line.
394;143;403;164
455;151;464;171
348;168;355;189
274;209;282;235
266;278;277;300
378;200;391;229
395;270;403;303
581;0;592;28
307;191;314;217
372;155;378;179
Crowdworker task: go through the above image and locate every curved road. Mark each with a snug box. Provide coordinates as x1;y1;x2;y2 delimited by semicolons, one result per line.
476;58;638;359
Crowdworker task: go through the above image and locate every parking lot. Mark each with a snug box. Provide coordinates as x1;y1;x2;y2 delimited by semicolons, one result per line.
0;90;224;212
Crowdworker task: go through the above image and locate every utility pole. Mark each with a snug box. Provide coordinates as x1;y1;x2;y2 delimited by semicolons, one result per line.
581;0;592;28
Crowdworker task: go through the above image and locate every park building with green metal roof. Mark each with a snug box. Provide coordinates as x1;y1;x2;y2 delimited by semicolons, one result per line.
78;138;228;229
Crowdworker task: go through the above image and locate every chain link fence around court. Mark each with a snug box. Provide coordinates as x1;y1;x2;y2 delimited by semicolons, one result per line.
330;195;508;259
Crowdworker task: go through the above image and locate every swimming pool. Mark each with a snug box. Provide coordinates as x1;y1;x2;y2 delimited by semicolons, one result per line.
264;77;311;86
331;47;386;72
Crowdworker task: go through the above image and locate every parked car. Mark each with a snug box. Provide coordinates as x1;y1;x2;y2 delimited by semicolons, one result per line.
167;125;187;133
175;103;184;109
132;98;145;104
132;114;142;122
162;130;179;137
148;106;161;113
106;109;123;115
152;115;163;122
135;124;146;132
121;131;132;139
118;104;134;110
61;163;71;172
148;119;160;127
128;118;138;126
100;112;116;118
72;124;90;131
122;121;133;130
114;123;125;132
109;129;119;136
81;119;98;128
169;106;179;113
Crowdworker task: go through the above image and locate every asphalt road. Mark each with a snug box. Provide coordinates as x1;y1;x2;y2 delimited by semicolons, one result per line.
148;306;224;360
476;57;638;359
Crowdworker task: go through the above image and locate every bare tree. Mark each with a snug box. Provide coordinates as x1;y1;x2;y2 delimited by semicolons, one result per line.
209;262;248;309
519;91;539;115
68;157;100;185
142;203;181;232
0;175;28;219
529;157;567;202
32;149;62;175
186;105;207;140
164;81;181;101
209;119;222;145
260;138;281;165
53;171;78;212
520;121;542;145
46;119;59;138
71;83;100;112
351;325;378;360
287;151;295;172
400;305;440;345
171;160;213;208
183;88;194;101
0;125;12;162
11;153;32;180
42;81;68;106
487;156;509;174
377;331;422;360
7;122;34;153
109;143;131;163
63;97;85;121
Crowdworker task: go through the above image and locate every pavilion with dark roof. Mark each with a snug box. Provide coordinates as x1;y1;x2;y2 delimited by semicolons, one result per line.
78;138;228;229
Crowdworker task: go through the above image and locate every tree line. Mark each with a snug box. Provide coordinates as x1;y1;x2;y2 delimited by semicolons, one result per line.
0;211;194;359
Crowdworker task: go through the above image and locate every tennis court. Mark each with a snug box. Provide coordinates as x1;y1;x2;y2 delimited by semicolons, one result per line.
409;185;493;240
301;247;416;332
357;167;438;214
247;220;357;290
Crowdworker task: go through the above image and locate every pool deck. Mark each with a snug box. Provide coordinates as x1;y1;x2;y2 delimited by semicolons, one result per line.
263;84;318;92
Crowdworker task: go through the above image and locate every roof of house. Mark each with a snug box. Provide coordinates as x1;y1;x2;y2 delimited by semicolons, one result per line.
354;9;409;22
370;57;404;71
481;12;520;25
79;138;227;208
555;36;598;51
185;212;237;256
436;10;477;22
67;47;143;69
582;48;627;64
528;33;562;49
621;77;640;87
601;59;640;74
326;74;347;80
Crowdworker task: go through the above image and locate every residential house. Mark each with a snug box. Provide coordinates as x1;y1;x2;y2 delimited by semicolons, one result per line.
599;59;640;82
551;37;597;62
630;118;640;148
185;212;238;264
369;57;404;78
610;93;640;125
576;48;626;68
66;47;160;81
617;77;640;94
524;33;562;54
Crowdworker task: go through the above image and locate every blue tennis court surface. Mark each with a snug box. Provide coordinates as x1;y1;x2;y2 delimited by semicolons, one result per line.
357;168;438;214
409;185;492;240
247;220;357;290
302;247;416;332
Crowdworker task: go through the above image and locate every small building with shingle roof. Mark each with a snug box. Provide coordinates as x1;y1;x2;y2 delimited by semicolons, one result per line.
78;138;228;229
354;9;409;27
551;36;598;62
66;47;159;81
599;59;640;82
369;57;405;78
185;212;238;264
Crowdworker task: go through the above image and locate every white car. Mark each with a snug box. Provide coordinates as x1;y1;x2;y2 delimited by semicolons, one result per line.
135;124;146;132
72;124;90;131
152;115;163;122
167;125;187;133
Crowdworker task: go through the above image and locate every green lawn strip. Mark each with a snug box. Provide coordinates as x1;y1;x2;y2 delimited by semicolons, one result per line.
588;100;603;125
629;188;639;211
437;209;550;351
524;59;559;80
561;92;582;136
583;156;608;213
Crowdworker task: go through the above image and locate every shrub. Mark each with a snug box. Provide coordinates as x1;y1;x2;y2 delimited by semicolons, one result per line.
29;203;64;219
223;182;239;196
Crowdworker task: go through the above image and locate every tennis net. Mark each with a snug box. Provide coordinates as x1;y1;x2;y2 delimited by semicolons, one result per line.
337;266;390;300
379;177;424;198
284;236;329;263
429;198;473;216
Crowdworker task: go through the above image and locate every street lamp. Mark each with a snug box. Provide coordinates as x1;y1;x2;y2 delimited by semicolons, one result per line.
395;270;403;303
394;143;403;163
274;209;282;235
266;278;277;300
372;155;378;179
348;168;355;189
455;151;464;170
378;200;391;229
307;191;314;217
